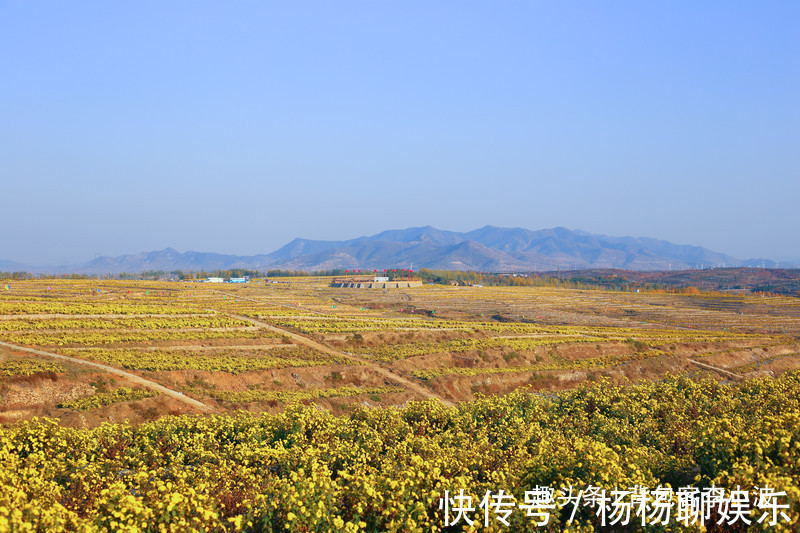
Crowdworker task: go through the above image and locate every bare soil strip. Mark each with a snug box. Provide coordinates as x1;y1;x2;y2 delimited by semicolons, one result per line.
227;313;455;407
0;340;215;412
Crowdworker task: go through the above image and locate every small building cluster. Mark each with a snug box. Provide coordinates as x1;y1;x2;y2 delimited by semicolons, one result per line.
332;269;420;289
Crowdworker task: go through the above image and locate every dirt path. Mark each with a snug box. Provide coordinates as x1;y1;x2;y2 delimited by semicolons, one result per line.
227;313;455;407
687;359;745;381
0;341;215;412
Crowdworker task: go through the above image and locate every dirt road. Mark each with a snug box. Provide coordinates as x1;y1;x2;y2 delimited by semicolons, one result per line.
688;359;744;381
228;313;455;407
0;340;215;412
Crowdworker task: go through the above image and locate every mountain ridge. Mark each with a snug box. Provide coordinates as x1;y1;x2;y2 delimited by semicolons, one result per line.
1;226;789;274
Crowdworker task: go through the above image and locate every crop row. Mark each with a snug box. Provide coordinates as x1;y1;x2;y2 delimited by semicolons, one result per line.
0;358;65;376
271;316;757;340
353;335;602;362
57;387;159;411
269;317;570;334
60;347;355;373
189;385;406;404
0;301;204;316
207;304;314;318
269;317;445;333
0;315;250;332
0;328;275;347
252;308;315;317
412;349;669;380
348;331;748;366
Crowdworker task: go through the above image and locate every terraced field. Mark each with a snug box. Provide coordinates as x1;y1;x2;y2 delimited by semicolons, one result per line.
2;277;799;530
2;277;798;425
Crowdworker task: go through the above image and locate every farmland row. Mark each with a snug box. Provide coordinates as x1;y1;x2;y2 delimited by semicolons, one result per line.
0;301;204;315
0;315;251;331
60;347;357;373
0;328;275;347
0;359;65;376
412;349;670;379
353;335;602;362
3;372;798;530
58;387;159;411
189;385;406;404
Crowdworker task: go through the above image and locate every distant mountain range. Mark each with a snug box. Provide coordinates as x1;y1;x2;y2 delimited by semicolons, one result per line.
2;226;791;274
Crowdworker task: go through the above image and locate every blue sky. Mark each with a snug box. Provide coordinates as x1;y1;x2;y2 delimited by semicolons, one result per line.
2;1;798;265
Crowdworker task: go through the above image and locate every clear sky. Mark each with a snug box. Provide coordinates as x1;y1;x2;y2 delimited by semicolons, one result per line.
2;1;798;266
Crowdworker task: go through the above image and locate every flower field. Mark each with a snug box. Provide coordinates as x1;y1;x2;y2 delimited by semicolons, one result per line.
2;277;799;408
412;350;670;380
57;387;159;411
1;277;800;530
188;385;405;404
0;328;272;348
2;372;799;531
60;347;355;374
0;316;250;331
0;358;64;377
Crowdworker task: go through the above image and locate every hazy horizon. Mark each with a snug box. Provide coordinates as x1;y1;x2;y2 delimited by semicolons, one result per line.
2;2;798;265
3;224;798;269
